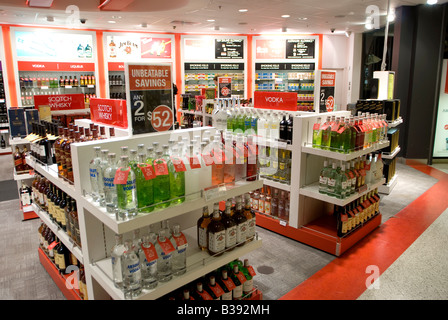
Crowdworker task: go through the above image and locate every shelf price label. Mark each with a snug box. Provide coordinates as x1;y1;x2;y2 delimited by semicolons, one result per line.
126;63;174;135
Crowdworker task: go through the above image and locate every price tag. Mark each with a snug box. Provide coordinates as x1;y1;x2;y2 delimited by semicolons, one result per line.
172;233;188;252
170;156;187;172
208;283;225;298
47;241;58;251
153;159;169;176
246;265;257;277
201;153;214;166
313;123;320;130
113;167;130;185
235;272;247;284
341;213;348;222
138;163;156;180
157;238;175;255
221;277;236;291
187;156;202;170
196;289;213;300
140;243;158;262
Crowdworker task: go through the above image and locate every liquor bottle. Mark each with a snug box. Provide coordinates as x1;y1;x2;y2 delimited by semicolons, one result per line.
111;234;126;289
312;117;322;148
57;191;68;232
134;153;154;213
69;200;81;247
279;114;288;141
170;223;187;276
264;187;272;215
64;196;72;238
207;202;226;256
104;153;118;216
14;147;24;173
38;177;47;211
326;162;337;197
193;282;213;300
223;137;236;185
221;200;237;251
38;125;47;163
286;114;294;143
271;188;279;217
62;129;74;183
79;265;88;300
258;188;265;213
217;269;234;300
244;193;256;241
229;264;245;300
55;242;69;275
138;234;158;290
89;147;102;202
246;135;258;181
116;155;138;220
167;144;185;205
319;160;331;194
122;240;142;299
320;116;332;150
205;275;225;300
153;150;171;209
241;259;256;298
233;196;248;247
155;229;174;282
19;183;32;207
335;163;349;199
211;134;225;185
197;205;211;252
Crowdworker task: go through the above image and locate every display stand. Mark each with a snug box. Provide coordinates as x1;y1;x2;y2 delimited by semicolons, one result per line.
28;126;263;300
256;111;389;256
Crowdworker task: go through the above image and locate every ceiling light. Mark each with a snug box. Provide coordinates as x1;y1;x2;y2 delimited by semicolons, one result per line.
239;9;248;12
427;0;438;4
207;19;215;22
281;15;290;18
107;20;116;24
297;17;308;21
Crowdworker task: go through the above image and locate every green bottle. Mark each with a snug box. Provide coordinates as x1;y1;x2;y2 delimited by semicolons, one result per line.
330;117;340;152
334;163;349;199
319;160;332;194
134;153;154;213
321;116;332;151
312;117;323;148
166;144;185;205
129;149;139;170
327;162;337;197
153;150;171;209
116;155;138;220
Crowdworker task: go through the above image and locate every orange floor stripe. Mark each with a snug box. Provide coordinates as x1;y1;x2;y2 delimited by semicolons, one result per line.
280;162;448;300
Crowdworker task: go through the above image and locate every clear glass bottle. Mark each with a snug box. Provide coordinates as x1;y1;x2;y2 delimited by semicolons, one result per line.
122;239;142;299
138;234;158;290
211;134;225;186
319;160;331;194
89;146;102;202
116;155;138;220
154;229;173;282
170;223;187;276
111;234;126;289
104;153;118;216
97;149;109;207
223;137;236;185
234;133;247;182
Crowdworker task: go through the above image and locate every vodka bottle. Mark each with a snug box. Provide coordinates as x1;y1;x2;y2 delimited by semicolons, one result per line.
269;112;280;141
134;153;154;213
170;223;187;276
104;153;118;216
138;235;158;290
246;135;258;181
257;111;267;139
129;149;138;169
154;229;173;282
111;234;126;289
97;149;109;207
122;240;142;298
326;162;338;197
330;117;341;152
153;150;171;209
221;200;237;251
132;229;142;257
200;141;213;191
89;146;102;202
116;156;138;220
166;144;185;205
312;117;322;148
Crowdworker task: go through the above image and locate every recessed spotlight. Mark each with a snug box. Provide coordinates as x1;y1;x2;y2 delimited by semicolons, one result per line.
239;9;248;12
107;20;116;24
112;15;122;19
207;19;215;22
297;17;308;21
281;15;290;18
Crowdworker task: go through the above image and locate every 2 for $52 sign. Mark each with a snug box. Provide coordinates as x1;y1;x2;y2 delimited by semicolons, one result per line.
127;63;174;134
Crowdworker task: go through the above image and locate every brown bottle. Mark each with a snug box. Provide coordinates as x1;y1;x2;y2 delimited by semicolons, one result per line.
65;196;73;238
92;129;99;140
54;126;65;177
233;196;247;247
14;147;24;173
70;200;80;247
197;205;212;251
38;178;47;210
32;175;40;204
59;128;70;179
64;129;74;184
109;127;115;138
21;146;30;171
100;126;106;139
206;203;226;256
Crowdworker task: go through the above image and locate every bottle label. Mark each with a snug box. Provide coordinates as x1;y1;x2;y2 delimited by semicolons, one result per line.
137;164;156;180
57;253;66;270
157;238;176;256
252;199;259;211
208;230;225;253
208;283;225;298
201;153;214;166
170;157;187;172
21;192;31;206
236;221;247;244
125;260;141;278
327;178;336;187
198;227;208;249
225;225;237;248
265;202;271;214
221;277;236;291
243;278;253;294
235;272;247;284
89;168;97;178
173;233;188;253
103;177;115;188
319;176;327;184
141;243;158;263
153;159;169;176
14;158;23;167
187;156;202;170
113;167;130;185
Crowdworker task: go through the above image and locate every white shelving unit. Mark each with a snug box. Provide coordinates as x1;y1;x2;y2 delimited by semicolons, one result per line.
29;126;263;300
256;111;390;256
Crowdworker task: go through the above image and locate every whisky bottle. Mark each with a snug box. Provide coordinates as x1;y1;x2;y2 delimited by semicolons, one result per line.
217;269;234;300
233;196;247;246
243;193;256;241
221;200;237;251
207;202;226;256
197;205;211;251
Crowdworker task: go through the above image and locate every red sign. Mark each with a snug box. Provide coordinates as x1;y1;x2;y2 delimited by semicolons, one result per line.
254;91;298;111
18;61;95;72
218;77;232;98
321;71;336;87
108;62;125;71
140;38;172;59
326;96;335;112
34;94;85;111
90;98;128;129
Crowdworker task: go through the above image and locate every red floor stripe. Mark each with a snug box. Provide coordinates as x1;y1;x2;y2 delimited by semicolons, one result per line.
280;162;448;300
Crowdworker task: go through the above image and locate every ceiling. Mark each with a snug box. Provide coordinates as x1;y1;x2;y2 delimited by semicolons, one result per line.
0;0;446;35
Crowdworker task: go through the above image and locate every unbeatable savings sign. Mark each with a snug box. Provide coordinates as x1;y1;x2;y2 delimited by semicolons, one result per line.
126;63;174;135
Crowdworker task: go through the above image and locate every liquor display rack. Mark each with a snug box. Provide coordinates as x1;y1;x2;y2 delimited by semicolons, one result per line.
255;111;390;256
27;126;263;300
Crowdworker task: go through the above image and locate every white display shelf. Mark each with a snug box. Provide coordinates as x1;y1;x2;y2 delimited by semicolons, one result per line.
32;203;84;264
299;178;385;207
26;156;77;199
13;169;34;181
387;117;403;128
382;146;401;159
302;140;390;162
378;174;398;195
262;178;291;192
81;179;263;235
52;108;90;116
9;138;30;145
88;226;262;300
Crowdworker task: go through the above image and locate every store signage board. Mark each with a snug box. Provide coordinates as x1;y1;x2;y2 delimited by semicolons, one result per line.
254;91;298;111
18;61;95;72
255;39;286;59
33;93;86;111
285;39;315;59
185;63;244;71
218;77;232;98
433;59;448;158
90;98;128;129
184;38;215;61
125;63;174;135
318;71;336;113
215;39;244;59
106;35;172;61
